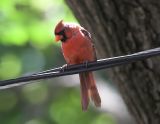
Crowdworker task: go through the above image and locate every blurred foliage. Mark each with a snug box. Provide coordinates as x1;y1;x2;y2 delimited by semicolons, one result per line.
0;0;116;124
22;82;48;104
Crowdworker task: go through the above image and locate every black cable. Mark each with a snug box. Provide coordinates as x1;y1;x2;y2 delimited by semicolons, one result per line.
0;47;160;89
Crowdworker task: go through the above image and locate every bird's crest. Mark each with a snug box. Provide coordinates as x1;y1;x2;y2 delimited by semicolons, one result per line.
54;20;64;34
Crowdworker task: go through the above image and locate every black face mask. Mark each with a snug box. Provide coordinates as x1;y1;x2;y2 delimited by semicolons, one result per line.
55;29;67;42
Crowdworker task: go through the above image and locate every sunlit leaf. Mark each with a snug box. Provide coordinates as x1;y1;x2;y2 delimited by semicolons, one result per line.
0;54;22;79
1;25;28;46
29;22;52;49
25;118;47;124
92;114;115;124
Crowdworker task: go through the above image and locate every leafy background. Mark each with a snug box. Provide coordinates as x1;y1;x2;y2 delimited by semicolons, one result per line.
0;0;129;124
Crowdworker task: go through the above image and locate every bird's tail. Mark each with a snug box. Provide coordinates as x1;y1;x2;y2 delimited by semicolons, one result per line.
79;72;101;111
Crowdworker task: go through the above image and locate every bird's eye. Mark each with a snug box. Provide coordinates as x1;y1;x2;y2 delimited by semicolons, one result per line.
55;28;65;35
55;28;67;42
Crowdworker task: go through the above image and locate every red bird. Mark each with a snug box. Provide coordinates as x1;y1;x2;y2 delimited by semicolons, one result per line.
54;20;101;111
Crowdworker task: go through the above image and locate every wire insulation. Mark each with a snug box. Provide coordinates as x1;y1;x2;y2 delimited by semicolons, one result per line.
0;47;160;89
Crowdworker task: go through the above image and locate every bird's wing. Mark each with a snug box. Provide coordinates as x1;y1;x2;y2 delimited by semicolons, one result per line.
80;28;97;60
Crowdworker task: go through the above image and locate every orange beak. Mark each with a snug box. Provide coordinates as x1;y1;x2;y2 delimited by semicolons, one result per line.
55;35;62;42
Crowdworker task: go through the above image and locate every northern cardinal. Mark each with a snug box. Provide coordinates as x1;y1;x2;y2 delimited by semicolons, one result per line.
54;20;101;111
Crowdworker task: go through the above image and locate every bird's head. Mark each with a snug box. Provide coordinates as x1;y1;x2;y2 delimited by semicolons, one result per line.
54;20;68;42
54;20;79;42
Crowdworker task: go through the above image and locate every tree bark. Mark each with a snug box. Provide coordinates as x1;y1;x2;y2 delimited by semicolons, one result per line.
65;0;160;124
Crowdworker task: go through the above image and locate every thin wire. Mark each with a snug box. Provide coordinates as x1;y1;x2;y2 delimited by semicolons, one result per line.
0;47;160;89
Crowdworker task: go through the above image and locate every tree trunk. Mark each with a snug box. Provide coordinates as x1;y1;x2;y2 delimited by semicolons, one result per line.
65;0;160;124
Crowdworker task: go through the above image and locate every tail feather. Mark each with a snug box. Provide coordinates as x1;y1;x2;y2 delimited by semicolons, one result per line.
79;72;101;111
79;73;89;111
85;72;101;107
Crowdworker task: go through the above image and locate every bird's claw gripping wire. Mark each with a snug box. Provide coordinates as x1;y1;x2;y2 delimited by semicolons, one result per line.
83;61;88;68
61;64;68;72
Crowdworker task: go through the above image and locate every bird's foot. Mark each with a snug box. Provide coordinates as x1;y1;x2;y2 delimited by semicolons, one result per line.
61;64;68;72
83;61;88;68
